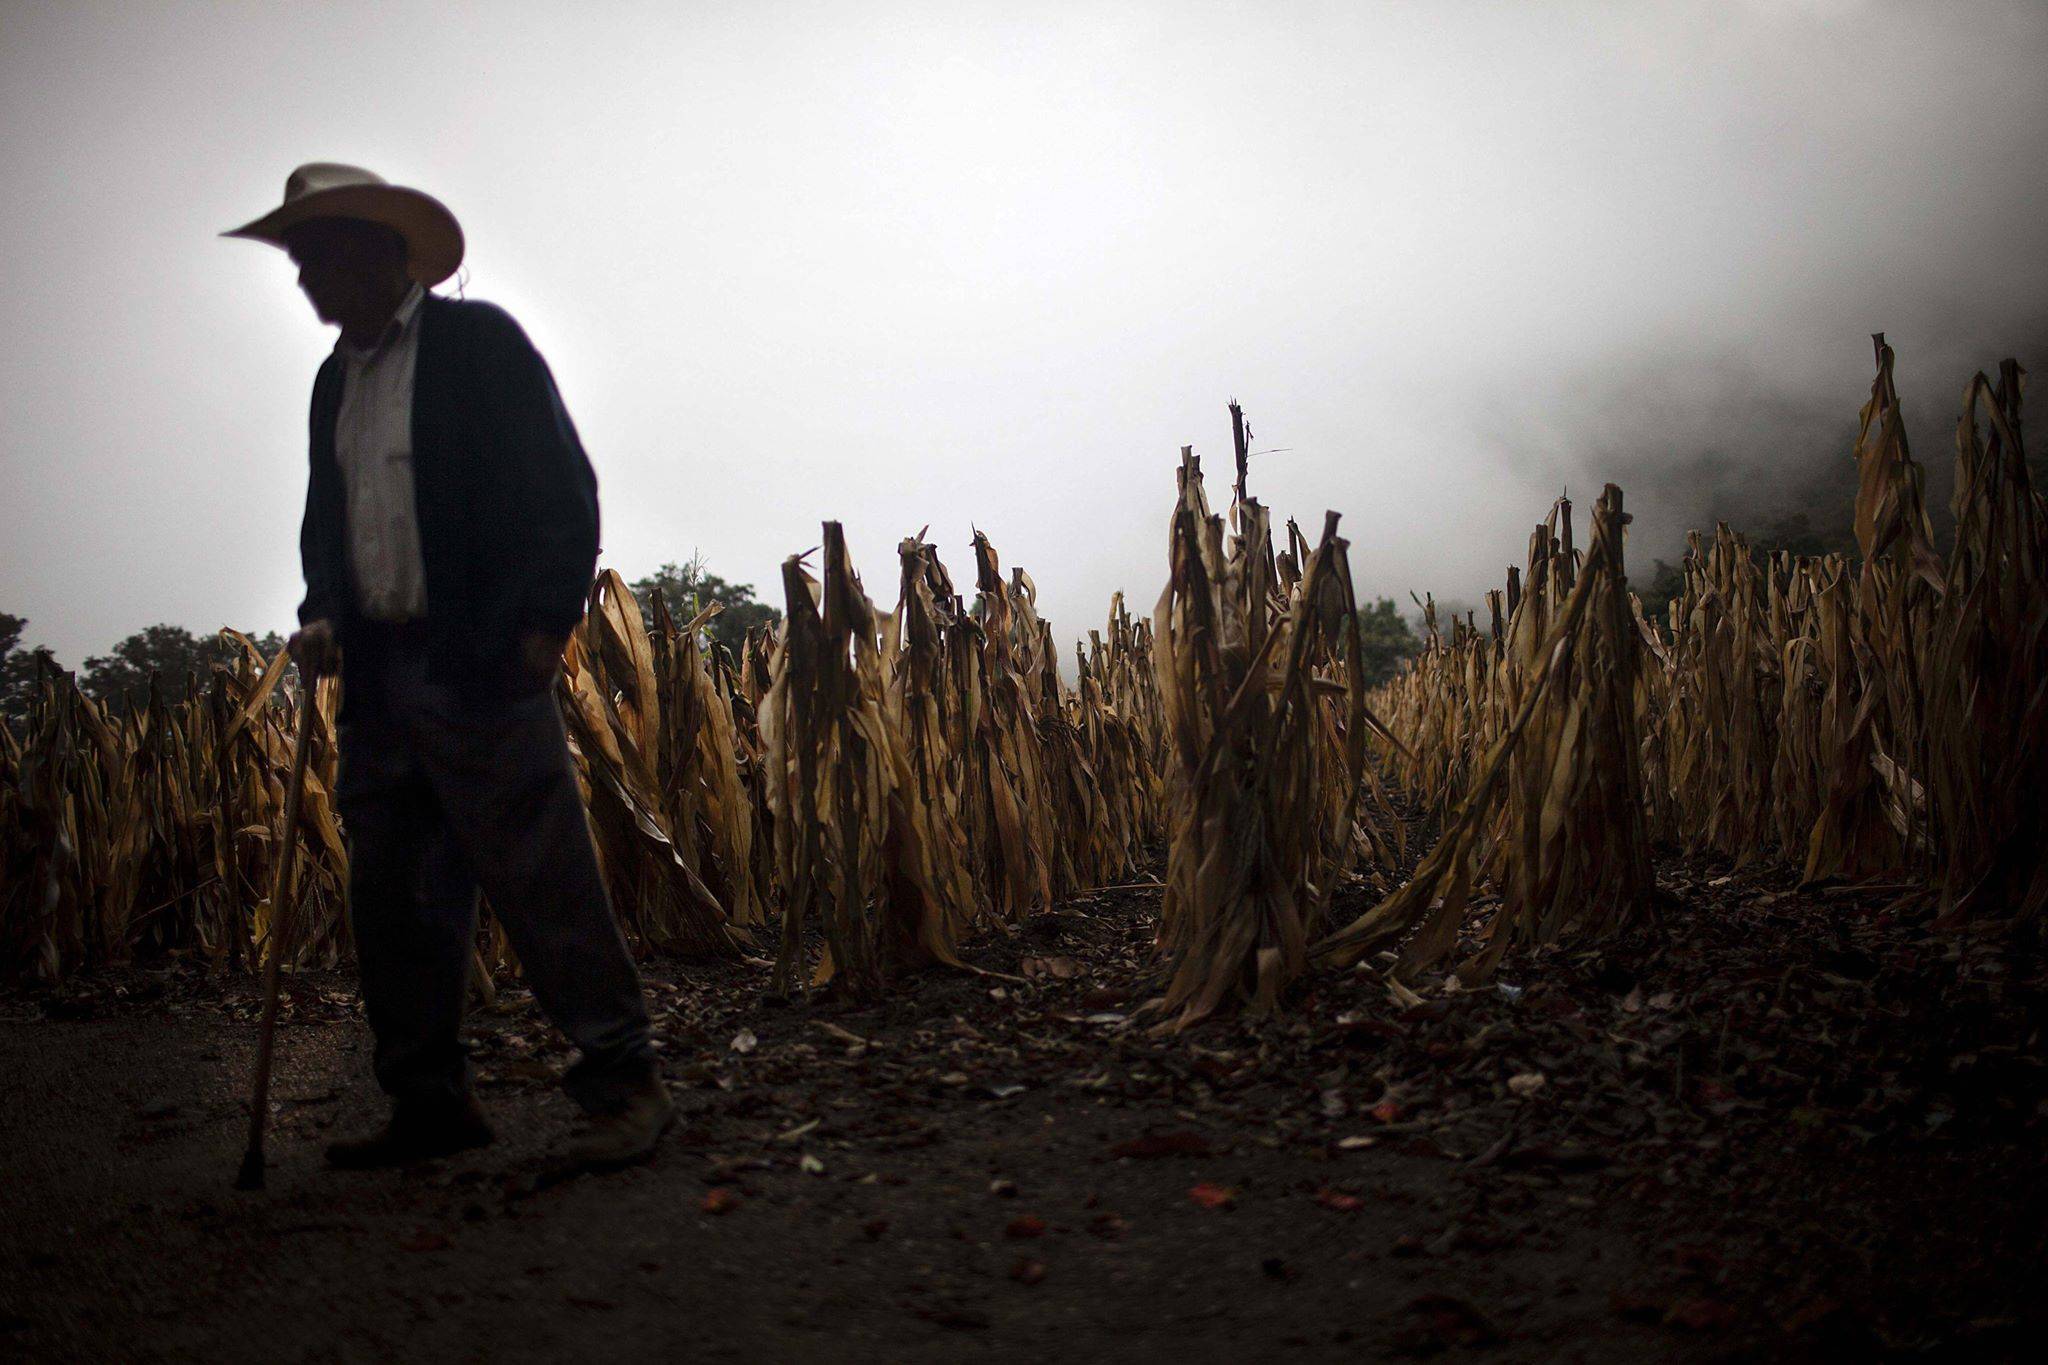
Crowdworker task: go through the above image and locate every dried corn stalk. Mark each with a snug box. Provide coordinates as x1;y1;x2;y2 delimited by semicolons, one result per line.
0;637;347;980
1320;486;1652;981
8;344;2044;982
1151;449;1385;1025
1927;358;2045;921
760;524;965;997
558;571;746;960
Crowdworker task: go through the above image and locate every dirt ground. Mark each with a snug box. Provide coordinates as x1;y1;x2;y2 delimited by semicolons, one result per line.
3;860;2044;1363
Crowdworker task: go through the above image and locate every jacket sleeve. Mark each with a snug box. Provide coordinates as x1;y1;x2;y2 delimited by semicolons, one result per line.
298;360;346;626
472;304;601;637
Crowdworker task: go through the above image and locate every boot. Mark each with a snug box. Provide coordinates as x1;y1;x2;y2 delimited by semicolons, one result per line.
326;1092;494;1170
550;1077;675;1174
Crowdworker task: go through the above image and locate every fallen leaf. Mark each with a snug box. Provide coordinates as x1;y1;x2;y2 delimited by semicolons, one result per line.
1692;1078;1737;1106
1009;1257;1047;1285
1609;1289;1666;1323
1315;1187;1365;1213
1671;1243;1723;1278
1665;1297;1736;1332
1500;1144;1608;1173
700;1188;743;1216
972;1083;1028;1101
1005;1215;1047;1239
813;1021;871;1048
1109;1131;1212;1160
1781;1295;1842;1334
1188;1182;1237;1210
1404;1293;1501;1347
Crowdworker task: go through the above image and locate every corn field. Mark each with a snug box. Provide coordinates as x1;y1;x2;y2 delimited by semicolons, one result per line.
3;338;2039;1022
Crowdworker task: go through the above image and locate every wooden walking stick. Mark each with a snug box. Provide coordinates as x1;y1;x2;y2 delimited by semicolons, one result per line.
235;670;318;1191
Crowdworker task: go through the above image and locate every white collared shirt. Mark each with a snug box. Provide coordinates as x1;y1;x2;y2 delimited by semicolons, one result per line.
334;283;429;621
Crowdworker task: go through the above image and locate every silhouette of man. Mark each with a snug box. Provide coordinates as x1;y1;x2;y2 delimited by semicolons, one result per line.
226;163;672;1172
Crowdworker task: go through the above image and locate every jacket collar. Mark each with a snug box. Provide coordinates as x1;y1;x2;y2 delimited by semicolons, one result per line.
336;282;427;361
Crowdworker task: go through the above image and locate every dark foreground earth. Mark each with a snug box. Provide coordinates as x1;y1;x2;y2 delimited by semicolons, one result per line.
3;861;2044;1363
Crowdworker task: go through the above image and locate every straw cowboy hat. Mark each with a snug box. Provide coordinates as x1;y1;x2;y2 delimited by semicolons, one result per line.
224;162;464;285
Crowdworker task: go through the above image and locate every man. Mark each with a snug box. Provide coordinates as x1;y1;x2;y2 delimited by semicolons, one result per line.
225;163;673;1172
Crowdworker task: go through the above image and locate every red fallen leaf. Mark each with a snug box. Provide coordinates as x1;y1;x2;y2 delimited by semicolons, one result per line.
1665;1296;1736;1332
1609;1289;1667;1323
1005;1215;1048;1239
1671;1243;1724;1278
1781;1295;1842;1333
1406;1293;1501;1346
1187;1182;1237;1210
1109;1131;1212;1160
1692;1078;1737;1106
1315;1187;1365;1213
1087;1213;1129;1240
1009;1257;1047;1285
700;1188;743;1216
1370;1099;1405;1123
397;1231;451;1253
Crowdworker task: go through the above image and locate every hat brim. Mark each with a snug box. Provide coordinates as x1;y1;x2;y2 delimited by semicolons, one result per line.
223;183;464;287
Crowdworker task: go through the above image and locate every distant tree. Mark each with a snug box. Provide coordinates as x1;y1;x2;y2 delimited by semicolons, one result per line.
628;558;781;657
80;625;228;711
1636;559;1687;624
0;613;55;728
1355;596;1421;687
1635;509;1857;623
1750;509;1852;560
78;624;286;714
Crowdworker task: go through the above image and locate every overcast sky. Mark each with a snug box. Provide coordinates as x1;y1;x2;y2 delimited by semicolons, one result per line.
3;0;2044;667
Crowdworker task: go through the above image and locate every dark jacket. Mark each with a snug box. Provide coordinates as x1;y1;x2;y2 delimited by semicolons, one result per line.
299;294;599;700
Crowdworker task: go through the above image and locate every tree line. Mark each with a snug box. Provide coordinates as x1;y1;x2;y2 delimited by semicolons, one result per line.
5;562;1427;730
0;561;786;728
